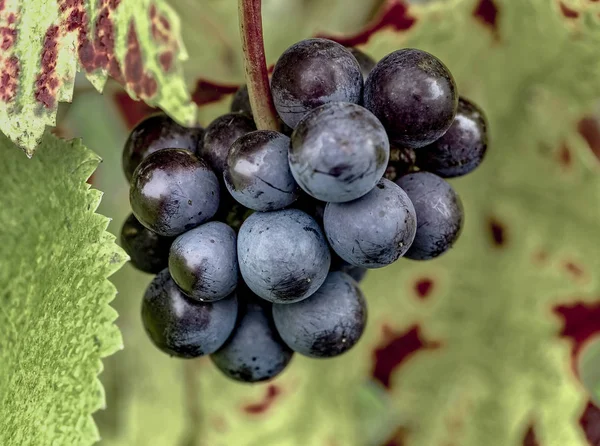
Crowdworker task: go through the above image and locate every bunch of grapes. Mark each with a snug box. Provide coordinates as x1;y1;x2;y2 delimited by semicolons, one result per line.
121;38;488;383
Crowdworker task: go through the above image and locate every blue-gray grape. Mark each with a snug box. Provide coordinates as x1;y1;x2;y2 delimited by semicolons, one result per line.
224;130;299;211
271;38;363;129
415;97;488;178
141;269;238;358
199;113;256;175
122;113;204;182
364;49;458;148
290;102;390;202
238;209;331;303
120;213;173;274
396;172;464;260
272;271;367;358
324;178;416;268
211;299;293;383
168;221;238;302
130;149;220;237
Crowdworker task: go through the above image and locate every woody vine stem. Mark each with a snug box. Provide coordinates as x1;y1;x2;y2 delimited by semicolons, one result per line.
238;0;280;131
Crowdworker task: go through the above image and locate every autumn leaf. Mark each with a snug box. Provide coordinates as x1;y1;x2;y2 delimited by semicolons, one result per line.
0;0;195;156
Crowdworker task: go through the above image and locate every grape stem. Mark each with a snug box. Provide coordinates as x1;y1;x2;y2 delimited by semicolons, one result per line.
238;0;279;131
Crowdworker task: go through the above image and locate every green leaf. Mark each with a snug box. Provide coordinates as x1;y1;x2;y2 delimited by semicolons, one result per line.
0;0;195;156
0;131;127;445
74;0;600;445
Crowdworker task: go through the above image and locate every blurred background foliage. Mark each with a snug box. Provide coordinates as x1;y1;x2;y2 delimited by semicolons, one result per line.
58;0;600;444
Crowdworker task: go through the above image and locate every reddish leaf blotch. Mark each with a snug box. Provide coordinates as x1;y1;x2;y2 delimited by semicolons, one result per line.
191;79;238;106
578;117;600;162
319;0;416;47
488;217;507;247
414;278;434;300
555;301;600;359
560;2;580;18
522;425;540;446
372;325;441;389
580;401;600;445
473;0;499;34
0;55;19;102
35;25;60;109
242;385;281;414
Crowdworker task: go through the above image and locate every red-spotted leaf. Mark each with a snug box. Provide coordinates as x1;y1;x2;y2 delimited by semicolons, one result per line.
0;0;195;156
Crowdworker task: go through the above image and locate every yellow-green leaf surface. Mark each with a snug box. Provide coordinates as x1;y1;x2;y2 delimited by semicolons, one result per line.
0;131;127;445
171;0;381;87
69;0;600;445
0;0;195;156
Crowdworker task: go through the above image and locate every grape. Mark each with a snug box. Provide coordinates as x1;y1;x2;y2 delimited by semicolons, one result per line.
130;149;220;237
416;97;488;178
168;221;238;302
331;256;367;283
324;178;416;268
396;172;464;260
212;194;253;233
211;299;293;383
271;38;363;128
384;146;417;181
289;102;390;202
141;269;238;358
120;213;173;274
237;209;331;303
224;130;299;211
199;113;256;175
230;85;252;116
272;271;367;358
364;49;458;148
348;47;376;81
122;113;203;182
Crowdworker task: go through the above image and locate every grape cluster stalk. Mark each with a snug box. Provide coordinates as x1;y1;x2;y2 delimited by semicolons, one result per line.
120;4;488;383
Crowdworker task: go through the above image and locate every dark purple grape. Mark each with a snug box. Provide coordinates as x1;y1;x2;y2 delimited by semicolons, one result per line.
271;38;363;129
211;299;293;383
122;113;204;182
324;179;416;268
290;102;389;202
364;49;458;148
272;271;367;358
120;213;173;274
396;172;464;260
212;193;253;233
415;97;488;178
168;222;238;302
224;130;299;211
331;255;367;283
199;113;256;175
130;149;220;237
384;146;417;181
230;85;252;116
348;47;376;81
141;269;238;358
